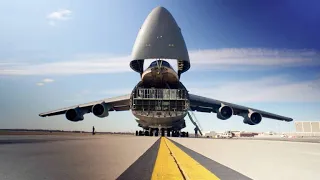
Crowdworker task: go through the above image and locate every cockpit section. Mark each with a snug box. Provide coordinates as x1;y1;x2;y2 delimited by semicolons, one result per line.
148;60;174;70
130;7;190;77
141;60;179;88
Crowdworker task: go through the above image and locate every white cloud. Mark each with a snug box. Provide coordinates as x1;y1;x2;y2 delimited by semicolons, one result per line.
47;9;72;26
0;48;319;75
47;9;72;20
35;78;55;86
187;76;320;103
189;48;320;70
63;75;320;104
0;55;132;75
42;78;54;83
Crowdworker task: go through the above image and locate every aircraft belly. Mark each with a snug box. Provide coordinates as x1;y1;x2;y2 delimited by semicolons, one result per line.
133;111;187;128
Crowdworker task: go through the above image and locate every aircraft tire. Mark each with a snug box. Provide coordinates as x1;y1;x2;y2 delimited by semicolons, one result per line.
161;129;165;137
172;131;178;137
145;131;149;136
181;132;185;137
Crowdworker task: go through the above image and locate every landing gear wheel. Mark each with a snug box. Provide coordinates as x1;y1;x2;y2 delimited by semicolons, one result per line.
135;131;138;136
186;132;189;137
161;129;165;137
155;131;159;137
144;131;149;136
181;132;185;137
149;131;153;136
138;130;143;136
172;131;179;137
167;130;171;137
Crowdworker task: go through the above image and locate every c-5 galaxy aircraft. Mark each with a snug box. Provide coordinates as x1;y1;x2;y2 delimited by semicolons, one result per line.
39;6;293;137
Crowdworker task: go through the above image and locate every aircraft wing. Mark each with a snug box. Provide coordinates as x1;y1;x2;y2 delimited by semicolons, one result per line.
189;94;293;122
39;94;131;117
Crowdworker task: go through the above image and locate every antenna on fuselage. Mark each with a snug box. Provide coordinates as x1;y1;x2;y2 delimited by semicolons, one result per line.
156;59;163;75
156;59;163;69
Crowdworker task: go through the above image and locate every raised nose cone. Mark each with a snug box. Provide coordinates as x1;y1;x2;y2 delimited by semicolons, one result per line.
130;6;190;76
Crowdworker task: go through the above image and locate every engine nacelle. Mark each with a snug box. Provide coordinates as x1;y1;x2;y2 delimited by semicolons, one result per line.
92;102;109;118
217;105;233;120
243;111;262;125
65;108;84;122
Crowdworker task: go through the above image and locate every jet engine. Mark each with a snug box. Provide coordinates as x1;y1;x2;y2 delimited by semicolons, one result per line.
243;111;262;125
65;108;84;122
92;102;109;118
217;105;233;120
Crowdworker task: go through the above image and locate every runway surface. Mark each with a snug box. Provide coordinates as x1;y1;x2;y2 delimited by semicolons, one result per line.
0;135;319;180
233;136;320;143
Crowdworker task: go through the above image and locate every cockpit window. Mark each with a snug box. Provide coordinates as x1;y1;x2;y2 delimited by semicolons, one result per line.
149;60;172;68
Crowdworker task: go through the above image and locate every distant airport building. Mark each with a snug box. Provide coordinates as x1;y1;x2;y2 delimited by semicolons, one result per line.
289;121;320;137
295;121;320;133
204;131;258;138
204;122;320;138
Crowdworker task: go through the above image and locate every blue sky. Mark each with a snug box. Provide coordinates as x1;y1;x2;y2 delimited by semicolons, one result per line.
1;0;320;133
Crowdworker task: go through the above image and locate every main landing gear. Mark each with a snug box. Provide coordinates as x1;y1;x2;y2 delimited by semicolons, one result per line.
135;129;189;137
170;130;189;137
135;130;158;137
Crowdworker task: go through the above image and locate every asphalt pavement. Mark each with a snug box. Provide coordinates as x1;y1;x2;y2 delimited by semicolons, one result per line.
0;135;319;180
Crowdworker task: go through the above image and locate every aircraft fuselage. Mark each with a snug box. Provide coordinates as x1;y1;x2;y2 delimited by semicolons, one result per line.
130;60;189;131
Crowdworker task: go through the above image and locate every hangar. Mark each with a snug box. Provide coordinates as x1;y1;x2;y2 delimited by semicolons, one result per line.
294;121;320;137
295;121;320;133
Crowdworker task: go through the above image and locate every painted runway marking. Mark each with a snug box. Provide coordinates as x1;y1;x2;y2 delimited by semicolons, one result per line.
152;137;220;180
170;139;253;180
117;139;161;180
118;137;252;180
151;137;185;179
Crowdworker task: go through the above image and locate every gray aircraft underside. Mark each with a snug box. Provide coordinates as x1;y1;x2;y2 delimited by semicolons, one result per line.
39;7;293;131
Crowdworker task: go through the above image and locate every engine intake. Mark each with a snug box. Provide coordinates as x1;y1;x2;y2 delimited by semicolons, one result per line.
217;105;233;120
243;111;262;125
92;102;109;118
65;108;84;122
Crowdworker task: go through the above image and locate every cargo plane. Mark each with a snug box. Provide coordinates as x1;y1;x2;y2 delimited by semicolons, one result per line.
39;6;293;137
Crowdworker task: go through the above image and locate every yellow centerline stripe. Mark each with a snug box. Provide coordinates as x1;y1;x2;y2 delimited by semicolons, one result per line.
164;137;220;180
152;137;185;180
152;137;220;180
